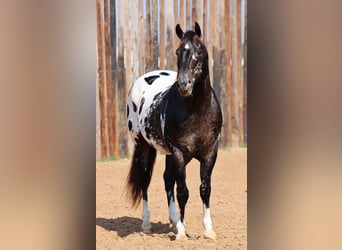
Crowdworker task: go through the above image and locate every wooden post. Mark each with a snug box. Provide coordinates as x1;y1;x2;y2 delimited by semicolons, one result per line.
117;0;128;157
96;0;109;159
132;0;139;82
174;0;179;26
192;0;200;26
166;0;176;70
125;0;134;155
237;0;243;146
138;0;145;75
243;0;247;145
186;0;191;30
231;0;243;147
145;0;153;72
202;0;207;44
213;0;229;147
225;0;233;147
151;0;159;70
208;0;217;85
180;0;185;29
96;52;101;159
104;0;117;157
159;0;165;69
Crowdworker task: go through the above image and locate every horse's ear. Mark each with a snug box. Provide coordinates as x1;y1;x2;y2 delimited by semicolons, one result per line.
175;24;184;39
194;22;201;37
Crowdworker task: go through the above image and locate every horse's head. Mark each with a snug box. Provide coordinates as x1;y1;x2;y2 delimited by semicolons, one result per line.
175;22;208;97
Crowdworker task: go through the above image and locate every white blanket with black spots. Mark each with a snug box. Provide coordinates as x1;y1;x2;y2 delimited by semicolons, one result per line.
127;70;177;153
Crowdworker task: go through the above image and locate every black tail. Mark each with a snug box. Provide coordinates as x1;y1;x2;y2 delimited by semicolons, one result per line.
126;135;156;208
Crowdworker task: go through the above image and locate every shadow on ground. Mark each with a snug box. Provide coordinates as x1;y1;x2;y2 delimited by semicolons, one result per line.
96;216;176;239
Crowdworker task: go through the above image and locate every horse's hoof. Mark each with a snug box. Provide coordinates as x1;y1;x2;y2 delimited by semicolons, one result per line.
204;230;217;240
141;227;152;234
175;232;187;240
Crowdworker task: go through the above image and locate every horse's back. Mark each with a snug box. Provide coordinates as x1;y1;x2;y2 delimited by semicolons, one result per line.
127;70;177;152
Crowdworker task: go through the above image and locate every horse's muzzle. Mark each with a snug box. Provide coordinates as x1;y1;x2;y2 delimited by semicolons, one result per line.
177;79;193;97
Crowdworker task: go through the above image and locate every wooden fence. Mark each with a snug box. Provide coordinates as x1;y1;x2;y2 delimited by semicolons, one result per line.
96;0;247;159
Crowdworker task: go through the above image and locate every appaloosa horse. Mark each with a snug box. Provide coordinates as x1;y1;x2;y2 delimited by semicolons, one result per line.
126;22;222;240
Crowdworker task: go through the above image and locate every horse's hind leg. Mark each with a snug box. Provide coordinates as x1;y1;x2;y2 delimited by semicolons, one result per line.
141;144;156;233
164;156;179;227
199;143;219;240
127;134;156;233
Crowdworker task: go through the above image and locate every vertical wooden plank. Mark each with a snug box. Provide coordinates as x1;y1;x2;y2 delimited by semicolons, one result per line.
166;0;176;70
202;0;207;44
186;0;191;29
138;0;145;75
132;0;139;82
151;0;159;70
243;0;247;144
225;0;233;147
159;0;165;69
173;0;179;26
231;0;238;147
105;0;117;157
231;0;241;147
96;55;101;159
109;0;115;158
237;0;243;146
124;0;132;93
145;0;153;72
208;0;217;85
213;0;229;147
180;0;185;30
117;0;128;157
96;0;108;159
124;0;134;156
192;0;200;25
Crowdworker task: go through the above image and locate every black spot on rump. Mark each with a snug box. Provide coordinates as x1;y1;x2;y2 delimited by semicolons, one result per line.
160;71;170;76
139;97;145;115
127;105;129;117
132;102;137;112
144;75;160;85
128;120;132;131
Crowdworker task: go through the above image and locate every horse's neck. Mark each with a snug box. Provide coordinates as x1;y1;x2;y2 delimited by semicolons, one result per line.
182;74;212;114
193;74;212;102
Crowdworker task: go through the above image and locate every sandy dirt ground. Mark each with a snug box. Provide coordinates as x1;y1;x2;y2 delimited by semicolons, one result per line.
96;148;247;250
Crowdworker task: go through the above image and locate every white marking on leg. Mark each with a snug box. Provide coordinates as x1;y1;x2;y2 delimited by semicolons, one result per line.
141;200;151;232
176;220;187;240
168;199;179;226
202;204;216;240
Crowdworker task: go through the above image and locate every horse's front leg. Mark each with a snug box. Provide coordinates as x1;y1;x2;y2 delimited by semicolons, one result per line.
170;150;189;240
199;143;219;240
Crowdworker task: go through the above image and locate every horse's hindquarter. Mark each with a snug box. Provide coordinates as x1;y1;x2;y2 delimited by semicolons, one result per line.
127;70;177;153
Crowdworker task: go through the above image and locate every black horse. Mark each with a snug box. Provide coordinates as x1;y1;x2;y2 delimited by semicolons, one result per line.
126;22;222;240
